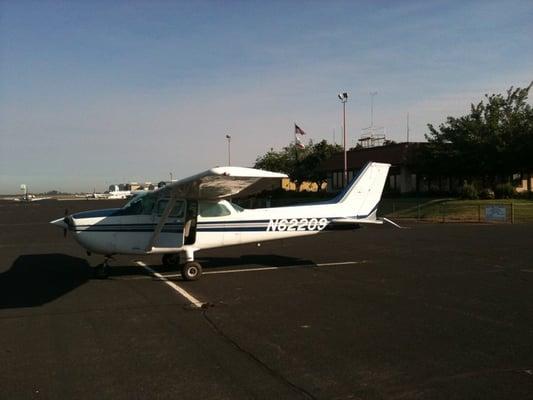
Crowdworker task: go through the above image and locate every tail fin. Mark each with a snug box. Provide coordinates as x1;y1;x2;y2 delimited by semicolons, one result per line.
337;162;391;219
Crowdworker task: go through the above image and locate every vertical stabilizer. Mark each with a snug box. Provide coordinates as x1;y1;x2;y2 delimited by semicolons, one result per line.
337;162;391;218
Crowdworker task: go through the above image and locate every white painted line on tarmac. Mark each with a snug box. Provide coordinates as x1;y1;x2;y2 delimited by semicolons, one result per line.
135;261;204;308
158;260;366;277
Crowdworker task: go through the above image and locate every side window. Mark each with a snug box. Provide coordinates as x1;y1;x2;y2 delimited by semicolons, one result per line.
199;202;231;217
157;199;184;218
140;194;156;215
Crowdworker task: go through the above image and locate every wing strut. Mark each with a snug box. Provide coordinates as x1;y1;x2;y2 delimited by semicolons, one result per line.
145;195;177;252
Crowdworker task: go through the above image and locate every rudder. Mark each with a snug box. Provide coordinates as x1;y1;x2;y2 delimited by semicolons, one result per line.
337;162;391;218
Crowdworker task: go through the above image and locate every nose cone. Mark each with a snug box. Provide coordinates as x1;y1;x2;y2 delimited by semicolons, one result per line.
50;217;68;229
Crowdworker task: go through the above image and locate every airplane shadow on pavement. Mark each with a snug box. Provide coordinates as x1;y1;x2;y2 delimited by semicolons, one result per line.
0;253;92;309
0;253;317;308
198;254;316;269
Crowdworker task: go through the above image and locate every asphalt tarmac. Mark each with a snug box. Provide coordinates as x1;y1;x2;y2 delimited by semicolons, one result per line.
1;200;532;399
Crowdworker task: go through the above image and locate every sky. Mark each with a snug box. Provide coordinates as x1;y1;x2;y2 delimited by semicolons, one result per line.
1;0;532;194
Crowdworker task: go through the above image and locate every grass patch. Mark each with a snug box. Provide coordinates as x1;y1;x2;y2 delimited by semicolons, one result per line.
380;198;533;222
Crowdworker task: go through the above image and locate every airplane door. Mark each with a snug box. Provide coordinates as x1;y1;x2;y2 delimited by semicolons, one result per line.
153;198;185;248
183;200;198;245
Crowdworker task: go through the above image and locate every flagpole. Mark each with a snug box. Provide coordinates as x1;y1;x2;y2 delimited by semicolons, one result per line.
225;134;231;166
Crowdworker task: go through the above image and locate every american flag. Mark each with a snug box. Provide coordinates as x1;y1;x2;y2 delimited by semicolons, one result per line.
294;124;306;135
295;135;305;149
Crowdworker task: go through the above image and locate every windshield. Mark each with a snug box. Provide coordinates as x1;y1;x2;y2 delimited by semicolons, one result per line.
118;192;157;215
123;192;148;208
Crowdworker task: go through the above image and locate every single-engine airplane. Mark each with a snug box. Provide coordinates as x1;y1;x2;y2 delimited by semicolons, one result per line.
51;162;390;280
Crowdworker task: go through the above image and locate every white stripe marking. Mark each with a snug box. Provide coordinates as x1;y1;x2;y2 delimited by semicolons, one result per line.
135;261;204;308
159;260;366;277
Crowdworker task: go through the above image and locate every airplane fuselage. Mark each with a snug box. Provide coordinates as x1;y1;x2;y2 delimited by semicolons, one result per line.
65;199;364;257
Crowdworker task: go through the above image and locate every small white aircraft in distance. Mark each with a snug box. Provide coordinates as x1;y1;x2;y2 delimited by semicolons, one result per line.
51;162;391;280
9;184;51;202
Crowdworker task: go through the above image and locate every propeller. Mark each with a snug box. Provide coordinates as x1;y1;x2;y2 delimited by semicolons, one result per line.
63;208;69;238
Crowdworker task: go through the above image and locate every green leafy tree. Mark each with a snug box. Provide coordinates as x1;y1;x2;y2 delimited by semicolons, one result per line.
417;83;533;189
254;140;341;191
302;140;343;190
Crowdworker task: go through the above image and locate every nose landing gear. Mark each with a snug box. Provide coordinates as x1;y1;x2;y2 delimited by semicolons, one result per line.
94;255;113;279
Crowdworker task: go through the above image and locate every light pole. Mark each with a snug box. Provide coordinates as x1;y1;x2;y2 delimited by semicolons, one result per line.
338;92;348;186
225;134;231;166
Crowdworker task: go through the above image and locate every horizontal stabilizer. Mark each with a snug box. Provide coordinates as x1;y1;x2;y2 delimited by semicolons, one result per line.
331;218;383;225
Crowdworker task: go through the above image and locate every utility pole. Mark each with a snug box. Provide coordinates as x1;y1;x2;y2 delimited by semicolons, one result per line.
338;92;349;186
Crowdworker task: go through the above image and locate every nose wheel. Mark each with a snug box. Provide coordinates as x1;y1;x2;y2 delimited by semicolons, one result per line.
181;261;202;281
94;256;113;279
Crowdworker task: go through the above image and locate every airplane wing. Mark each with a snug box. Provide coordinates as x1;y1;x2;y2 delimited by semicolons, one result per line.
158;166;288;200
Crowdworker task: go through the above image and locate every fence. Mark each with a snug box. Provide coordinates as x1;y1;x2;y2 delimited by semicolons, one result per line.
238;196;533;223
378;199;533;223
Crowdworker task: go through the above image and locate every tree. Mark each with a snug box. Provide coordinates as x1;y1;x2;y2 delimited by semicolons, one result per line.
254;140;342;191
418;83;533;189
302;140;343;190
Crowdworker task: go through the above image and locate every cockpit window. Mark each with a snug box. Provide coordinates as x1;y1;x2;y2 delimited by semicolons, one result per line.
199;202;231;217
118;192;156;215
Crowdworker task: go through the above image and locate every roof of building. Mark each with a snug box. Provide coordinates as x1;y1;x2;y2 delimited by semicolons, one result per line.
321;142;424;171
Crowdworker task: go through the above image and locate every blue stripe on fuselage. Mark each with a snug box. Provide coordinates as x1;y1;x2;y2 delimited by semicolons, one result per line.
72;208;121;219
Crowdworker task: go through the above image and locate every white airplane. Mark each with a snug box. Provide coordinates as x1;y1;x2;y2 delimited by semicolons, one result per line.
9;184;51;202
51;162;391;280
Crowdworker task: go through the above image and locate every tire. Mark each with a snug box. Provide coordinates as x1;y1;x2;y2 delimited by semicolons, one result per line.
181;261;202;281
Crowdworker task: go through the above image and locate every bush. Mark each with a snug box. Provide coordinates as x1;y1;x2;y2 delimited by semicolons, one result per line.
479;188;495;200
460;183;479;199
494;183;516;199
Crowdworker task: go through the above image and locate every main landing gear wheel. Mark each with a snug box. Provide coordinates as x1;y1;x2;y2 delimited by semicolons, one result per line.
162;253;179;267
181;261;202;281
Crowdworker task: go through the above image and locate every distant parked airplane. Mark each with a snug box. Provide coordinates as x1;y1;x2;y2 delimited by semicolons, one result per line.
8;184;51;202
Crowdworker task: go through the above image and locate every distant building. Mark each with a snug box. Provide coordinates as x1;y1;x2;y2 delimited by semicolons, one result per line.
281;178;326;192
322;143;422;193
321;142;533;194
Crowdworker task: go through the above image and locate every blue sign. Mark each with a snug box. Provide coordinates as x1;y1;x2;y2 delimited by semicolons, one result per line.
485;206;507;221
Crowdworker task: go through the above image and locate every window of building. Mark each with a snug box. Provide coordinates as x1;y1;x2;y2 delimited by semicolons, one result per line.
337;172;344;188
